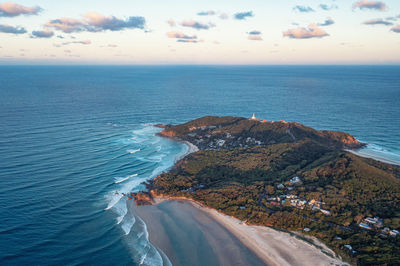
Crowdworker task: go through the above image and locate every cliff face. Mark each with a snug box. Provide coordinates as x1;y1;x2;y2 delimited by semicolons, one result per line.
160;116;365;151
159;130;177;137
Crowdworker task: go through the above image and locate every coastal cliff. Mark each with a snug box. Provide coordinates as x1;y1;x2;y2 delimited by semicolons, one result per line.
149;116;399;265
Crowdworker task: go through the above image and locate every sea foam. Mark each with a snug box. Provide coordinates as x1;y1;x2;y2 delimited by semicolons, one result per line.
104;125;188;265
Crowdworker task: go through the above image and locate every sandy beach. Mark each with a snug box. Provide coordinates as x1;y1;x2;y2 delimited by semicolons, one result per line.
345;149;400;166
131;198;346;266
130;199;265;266
190;200;345;266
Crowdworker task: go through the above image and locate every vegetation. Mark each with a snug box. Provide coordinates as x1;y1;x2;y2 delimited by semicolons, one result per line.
151;116;400;265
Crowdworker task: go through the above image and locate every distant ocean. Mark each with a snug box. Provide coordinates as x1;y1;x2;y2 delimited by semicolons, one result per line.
0;66;399;265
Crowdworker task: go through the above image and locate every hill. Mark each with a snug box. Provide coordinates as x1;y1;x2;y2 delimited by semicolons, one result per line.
151;116;399;265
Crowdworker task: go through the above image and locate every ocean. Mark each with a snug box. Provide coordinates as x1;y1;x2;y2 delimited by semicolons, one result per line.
0;65;399;265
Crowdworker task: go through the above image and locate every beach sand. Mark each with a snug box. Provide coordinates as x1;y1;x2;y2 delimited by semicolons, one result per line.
345;149;400;166
131;199;346;266
130;200;265;266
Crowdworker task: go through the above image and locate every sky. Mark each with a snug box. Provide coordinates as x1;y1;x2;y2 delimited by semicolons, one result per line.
0;0;399;64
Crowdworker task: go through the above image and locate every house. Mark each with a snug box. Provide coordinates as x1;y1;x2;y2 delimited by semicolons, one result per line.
268;197;279;201
303;228;311;232
277;184;284;189
389;230;399;237
309;199;323;208
290;176;301;184
344;245;353;250
359;223;372;230
216;139;225;146
319;209;331;216
270;201;281;206
364;217;384;228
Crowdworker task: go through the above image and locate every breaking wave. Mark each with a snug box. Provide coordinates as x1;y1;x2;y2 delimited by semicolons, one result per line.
105;125;188;265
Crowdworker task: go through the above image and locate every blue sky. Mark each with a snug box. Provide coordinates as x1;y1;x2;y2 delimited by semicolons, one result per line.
1;0;399;64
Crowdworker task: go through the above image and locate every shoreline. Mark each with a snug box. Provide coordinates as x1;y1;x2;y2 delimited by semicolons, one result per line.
134;196;346;266
345;148;400;166
148;128;397;265
189;199;344;266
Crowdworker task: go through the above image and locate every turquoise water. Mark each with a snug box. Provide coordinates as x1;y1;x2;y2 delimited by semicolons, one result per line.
0;66;399;265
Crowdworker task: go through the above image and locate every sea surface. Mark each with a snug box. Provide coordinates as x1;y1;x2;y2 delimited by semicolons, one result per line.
0;66;399;265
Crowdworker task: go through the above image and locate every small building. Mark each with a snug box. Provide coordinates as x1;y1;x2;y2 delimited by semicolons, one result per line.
364;217;384;228
389;230;399;237
216;139;225;147
290;176;301;184
344;245;353;251
249;113;260;121
319;209;331;216
277;184;284;189
239;206;246;210
303;228;311;232
359;223;372;230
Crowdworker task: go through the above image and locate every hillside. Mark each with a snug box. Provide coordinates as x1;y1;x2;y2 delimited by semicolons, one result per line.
151;116;400;265
159;116;365;150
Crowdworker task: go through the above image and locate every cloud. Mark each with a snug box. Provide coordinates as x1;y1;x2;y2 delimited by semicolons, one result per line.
363;18;393;25
31;29;54;38
248;35;262;41
0;24;26;34
247;30;262;40
167;19;175;27
319;4;338;11
391;25;400;33
234;11;253;20
46;18;86;33
283;24;329;39
46;12;145;33
181;20;214;30
54;40;91;47
219;13;229;19
62;40;91;45
167;31;197;39
177;39;198;43
167;31;199;43
293;6;314;13
0;2;42;17
318;18;335;26
197;10;215;16
353;0;388;11
385;16;397;21
83;12;145;31
71;40;91;45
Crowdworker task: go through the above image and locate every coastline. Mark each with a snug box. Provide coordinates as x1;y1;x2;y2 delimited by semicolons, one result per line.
345;148;400;166
144;129;345;265
187;199;345;266
132;196;346;266
143;124;397;265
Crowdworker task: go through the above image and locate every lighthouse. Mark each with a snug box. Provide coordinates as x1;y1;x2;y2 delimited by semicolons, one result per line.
251;113;256;120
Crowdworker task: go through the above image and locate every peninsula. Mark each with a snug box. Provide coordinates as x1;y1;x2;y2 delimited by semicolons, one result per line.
143;116;400;265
